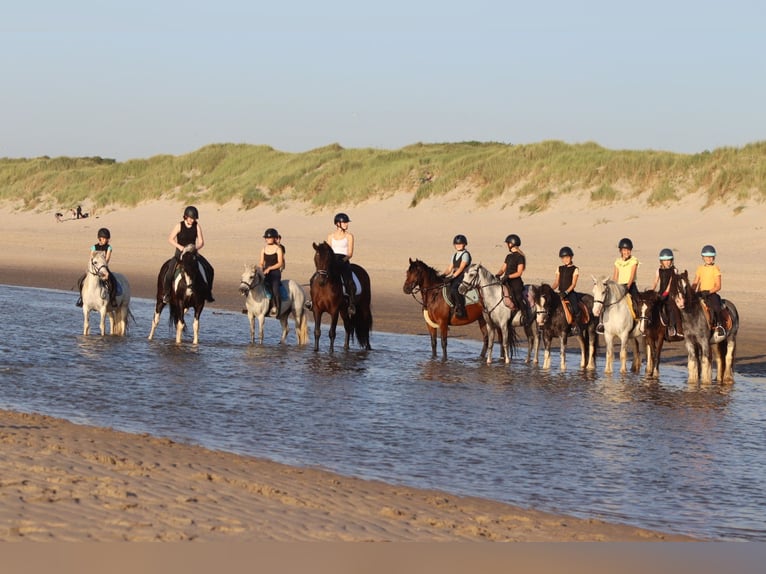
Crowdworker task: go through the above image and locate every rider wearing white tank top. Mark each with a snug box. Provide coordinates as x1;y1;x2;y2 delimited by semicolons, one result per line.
327;212;356;315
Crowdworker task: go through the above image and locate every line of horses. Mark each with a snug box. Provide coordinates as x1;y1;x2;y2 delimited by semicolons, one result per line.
404;258;739;385
82;241;372;353
78;248;740;383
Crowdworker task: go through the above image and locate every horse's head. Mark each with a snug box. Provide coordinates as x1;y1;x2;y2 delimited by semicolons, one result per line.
535;284;557;326
239;263;258;295
313;241;335;286
403;258;423;294
636;289;659;333
591;275;610;317
89;251;110;280
674;270;692;310
457;264;480;295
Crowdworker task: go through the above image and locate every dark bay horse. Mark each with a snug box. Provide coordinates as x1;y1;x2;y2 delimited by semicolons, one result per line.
403;258;494;361
148;245;207;344
674;271;739;384
635;289;674;379
534;283;596;371
310;241;372;352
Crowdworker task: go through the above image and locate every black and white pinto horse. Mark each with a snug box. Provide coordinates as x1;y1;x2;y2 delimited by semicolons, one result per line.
674;270;739;384
534;283;596;371
591;277;642;374
148;244;208;344
81;251;131;336
239;264;309;345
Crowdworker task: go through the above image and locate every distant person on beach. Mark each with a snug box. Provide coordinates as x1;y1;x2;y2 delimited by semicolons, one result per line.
75;228;117;308
328;212;356;315
162;205;215;303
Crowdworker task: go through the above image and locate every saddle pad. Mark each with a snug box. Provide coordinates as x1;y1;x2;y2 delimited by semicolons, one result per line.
441;285;479;306
342;272;363;296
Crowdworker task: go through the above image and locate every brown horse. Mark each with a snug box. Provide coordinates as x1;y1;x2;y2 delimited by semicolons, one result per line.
403;258;493;361
534;283;597;371
310;241;372;352
635;289;668;378
148;245;207;344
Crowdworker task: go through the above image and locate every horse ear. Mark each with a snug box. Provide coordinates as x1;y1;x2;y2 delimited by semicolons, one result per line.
591;274;598;284
313;242;319;250
409;257;413;264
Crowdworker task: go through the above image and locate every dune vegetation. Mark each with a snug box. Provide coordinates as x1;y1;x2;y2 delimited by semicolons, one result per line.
1;140;764;213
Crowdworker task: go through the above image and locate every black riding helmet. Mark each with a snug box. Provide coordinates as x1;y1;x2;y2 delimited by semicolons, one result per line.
558;246;574;258
701;245;717;257
505;234;521;247
453;234;468;245
263;228;279;238
184;205;199;220
334;212;350;225
659;248;674;261
97;227;111;239
618;237;633;250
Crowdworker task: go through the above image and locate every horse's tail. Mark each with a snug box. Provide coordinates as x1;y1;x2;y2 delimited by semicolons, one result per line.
297;309;309;345
507;317;518;359
351;306;373;350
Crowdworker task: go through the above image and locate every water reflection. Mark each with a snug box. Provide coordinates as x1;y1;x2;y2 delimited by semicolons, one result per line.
1;284;765;541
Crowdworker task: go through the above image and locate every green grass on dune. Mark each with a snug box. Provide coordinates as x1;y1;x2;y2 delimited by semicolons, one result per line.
1;140;764;212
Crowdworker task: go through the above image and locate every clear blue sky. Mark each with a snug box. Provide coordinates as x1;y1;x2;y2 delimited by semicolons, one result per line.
2;0;764;160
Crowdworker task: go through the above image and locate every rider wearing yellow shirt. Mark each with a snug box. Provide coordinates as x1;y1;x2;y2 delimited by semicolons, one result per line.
692;244;725;337
597;238;639;334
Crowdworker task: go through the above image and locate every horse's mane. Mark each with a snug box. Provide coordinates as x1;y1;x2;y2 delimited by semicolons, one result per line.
538;283;561;309
410;258;447;282
315;241;342;276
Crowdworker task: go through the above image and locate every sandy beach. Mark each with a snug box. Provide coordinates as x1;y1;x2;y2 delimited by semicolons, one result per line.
1;193;764;542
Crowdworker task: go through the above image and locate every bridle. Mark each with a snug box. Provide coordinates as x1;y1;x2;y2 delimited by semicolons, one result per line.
405;267;447;307
592;282;627;312
89;257;109;278
459;265;503;314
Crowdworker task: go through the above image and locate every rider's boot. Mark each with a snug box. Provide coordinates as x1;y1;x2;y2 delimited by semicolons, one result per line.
347;284;357;317
455;298;467;319
75;294;83;307
595;321;605;335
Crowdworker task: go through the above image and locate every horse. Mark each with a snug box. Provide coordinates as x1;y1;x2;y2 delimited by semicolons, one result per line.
674;271;739;384
459;264;529;365
239;264;309;345
148;244;207;344
404;258;498;361
591;277;642;374
309;241;372;352
533;283;596;371
81;251;131;336
635;289;671;379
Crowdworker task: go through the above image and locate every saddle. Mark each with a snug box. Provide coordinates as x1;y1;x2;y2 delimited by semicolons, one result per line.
441;285;480;307
265;281;290;300
562;299;590;326
699;299;733;331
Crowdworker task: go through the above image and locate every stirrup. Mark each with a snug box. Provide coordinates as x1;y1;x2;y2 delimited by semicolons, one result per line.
595;323;605;334
75;297;83;307
304;300;313;310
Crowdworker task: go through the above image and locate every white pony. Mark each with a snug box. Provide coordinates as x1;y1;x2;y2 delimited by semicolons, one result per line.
591;277;641;374
460;263;538;365
81;251;131;336
239;264;309;345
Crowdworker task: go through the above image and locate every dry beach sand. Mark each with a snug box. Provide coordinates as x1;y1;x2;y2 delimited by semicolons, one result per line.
1;193;764;542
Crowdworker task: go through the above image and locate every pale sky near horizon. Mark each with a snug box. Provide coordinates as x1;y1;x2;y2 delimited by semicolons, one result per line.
2;1;764;161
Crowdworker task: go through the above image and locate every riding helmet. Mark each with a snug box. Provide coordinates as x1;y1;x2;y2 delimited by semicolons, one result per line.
453;234;468;245
701;244;717;257
658;248;674;261
618;237;633;250
184;205;199;220
505;234;521;247
558;246;574;258
97;227;111;239
263;228;279;238
334;212;350;225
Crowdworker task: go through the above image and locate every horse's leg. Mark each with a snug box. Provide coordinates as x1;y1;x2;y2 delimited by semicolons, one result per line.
439;321;449;361
500;323;510;365
99;307;107;336
559;333;568;371
531;324;540;365
258;314;266;345
654;336;664;378
176;315;185;343
248;312;255;343
644;336;655;378
618;334;629;374
82;307;90;336
576;333;586;369
700;341;713;384
148;302;164;340
630;332;641;373
477;317;489;360
542;330;552;370
684;339;699;384
313;310;322;352
328;312;339;353
485;321;496;365
427;324;438;359
279;315;289;344
604;335;614;374
723;338;736;384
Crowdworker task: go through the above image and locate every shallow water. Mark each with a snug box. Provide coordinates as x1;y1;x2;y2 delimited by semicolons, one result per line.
1;284;765;541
